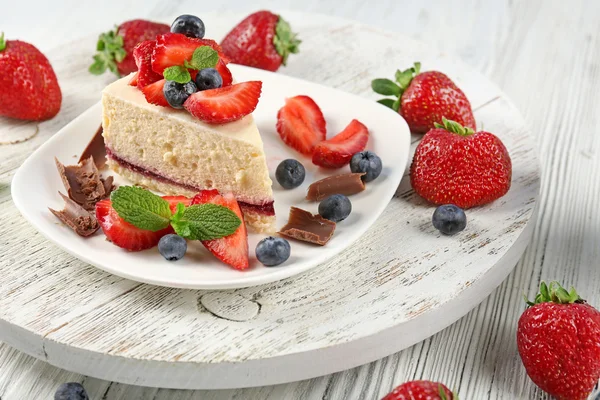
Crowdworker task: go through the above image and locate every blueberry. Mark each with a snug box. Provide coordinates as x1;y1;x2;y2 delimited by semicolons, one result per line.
350;151;383;182
275;159;306;189
256;237;291;266
171;15;205;39
195;68;223;91
54;382;88;400
318;194;352;222
163;80;197;109
432;204;467;235
158;234;187;261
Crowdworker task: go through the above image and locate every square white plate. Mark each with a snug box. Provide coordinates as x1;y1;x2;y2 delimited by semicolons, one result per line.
11;65;410;289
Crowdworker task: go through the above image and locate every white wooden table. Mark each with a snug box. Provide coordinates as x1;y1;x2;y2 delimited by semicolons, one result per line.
0;0;598;399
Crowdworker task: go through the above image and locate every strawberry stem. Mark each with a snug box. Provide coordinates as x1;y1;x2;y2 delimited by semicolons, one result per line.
372;62;421;112
0;32;6;52
89;26;127;77
434;117;474;136
273;16;300;65
525;281;584;306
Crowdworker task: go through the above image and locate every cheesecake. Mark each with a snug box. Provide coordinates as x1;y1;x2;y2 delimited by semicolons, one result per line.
102;75;275;233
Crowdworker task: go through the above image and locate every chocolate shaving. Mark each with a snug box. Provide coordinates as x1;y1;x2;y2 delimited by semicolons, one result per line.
79;125;106;168
55;156;113;211
278;207;336;246
306;173;366;201
49;192;100;237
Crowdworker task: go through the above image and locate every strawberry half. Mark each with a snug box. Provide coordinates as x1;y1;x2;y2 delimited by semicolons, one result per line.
95;199;172;251
141;79;170;107
276;95;327;155
183;81;262;124
133;40;162;88
312;119;369;168
191;190;249;270
215;59;233;87
151;33;229;75
162;195;192;214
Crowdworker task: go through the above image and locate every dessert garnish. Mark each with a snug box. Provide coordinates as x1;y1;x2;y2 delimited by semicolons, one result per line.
158;234;188;261
0;32;61;121
49;193;100;237
275;159;305;189
410;117;511;208
432;204;466;235
221;11;300;72
350;151;382;182
318;194;352;223
55;156;114;210
79;125;106;168
372;62;475;133
170;15;206;39
255;236;291;267
312;119;369;169
278;207;336;246
306;173;366;201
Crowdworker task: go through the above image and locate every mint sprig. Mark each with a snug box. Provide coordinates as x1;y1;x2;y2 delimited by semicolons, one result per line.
89;27;127;77
163;65;192;84
372;62;421;111
110;186;241;240
163;46;219;84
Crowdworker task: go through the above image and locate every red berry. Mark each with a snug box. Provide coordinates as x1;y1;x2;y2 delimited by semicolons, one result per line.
276;95;327;155
141;79;170;107
0;36;61;121
191;190;249;270
312;119;369;168
410;118;511;208
183;81;262;124
95;199;173;251
215;59;233;87
383;380;454;400
517;282;600;400
128;72;138;86
221;11;300;72
133;40;163;88
162;195;191;214
151;33;228;75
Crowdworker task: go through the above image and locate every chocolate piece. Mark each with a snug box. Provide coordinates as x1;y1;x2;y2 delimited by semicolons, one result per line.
278;207;336;246
55;156;114;211
49;192;100;237
79;125;106;168
306;173;366;201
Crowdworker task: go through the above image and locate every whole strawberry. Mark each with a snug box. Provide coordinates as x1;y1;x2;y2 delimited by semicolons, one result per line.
518;281;600;400
89;19;169;77
410;117;511;208
382;380;454;400
372;63;475;133
221;11;300;72
0;33;62;121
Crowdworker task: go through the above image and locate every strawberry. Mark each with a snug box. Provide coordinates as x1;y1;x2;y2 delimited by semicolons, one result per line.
518;282;600;400
410;118;511;208
276;95;327;155
151;33;228;75
215;59;233;87
383;380;455;400
141;79;169;107
221;11;300;72
133;40;163;88
128;72;138;86
372;63;475;133
312;119;369;168
162;195;192;214
89;19;169;77
191;190;249;270
183;81;262;124
95;199;172;251
0;33;61;121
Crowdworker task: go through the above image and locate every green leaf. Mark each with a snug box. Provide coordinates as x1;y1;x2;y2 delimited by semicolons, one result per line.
88;55;107;75
439;385;448;400
434;117;474;136
89;26;124;78
163;65;191;83
395;68;415;89
413;61;422;74
0;32;7;52
273;16;301;65
371;79;401;96
392;97;401;112
186;46;219;70
110;186;172;232
377;98;396;109
171;204;241;241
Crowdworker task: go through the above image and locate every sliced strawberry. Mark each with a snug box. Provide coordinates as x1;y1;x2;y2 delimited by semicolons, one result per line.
95;199;173;251
183;81;261;124
141;79;170;107
151;33;229;74
276;95;327;155
215;59;233;87
162;195;192;214
133;40;163;88
128;72;138;86
191;190;249;270
312;119;369;168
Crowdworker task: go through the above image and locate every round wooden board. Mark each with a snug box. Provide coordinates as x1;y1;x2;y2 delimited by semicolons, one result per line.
0;11;539;390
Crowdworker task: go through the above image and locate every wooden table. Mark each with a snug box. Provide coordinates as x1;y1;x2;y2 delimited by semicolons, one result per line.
1;1;598;399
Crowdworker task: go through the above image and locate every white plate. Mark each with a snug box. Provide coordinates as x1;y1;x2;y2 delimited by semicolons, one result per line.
11;65;410;289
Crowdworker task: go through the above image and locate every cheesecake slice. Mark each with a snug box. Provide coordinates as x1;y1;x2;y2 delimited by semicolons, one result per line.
102;75;275;233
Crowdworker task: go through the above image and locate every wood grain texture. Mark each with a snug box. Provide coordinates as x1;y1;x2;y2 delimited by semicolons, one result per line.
0;0;597;399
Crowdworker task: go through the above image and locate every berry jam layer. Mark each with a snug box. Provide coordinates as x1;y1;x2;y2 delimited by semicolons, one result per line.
106;149;275;216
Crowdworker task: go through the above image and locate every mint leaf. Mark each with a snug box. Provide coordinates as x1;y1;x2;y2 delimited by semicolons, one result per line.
377;98;395;109
186;46;219;70
163;65;191;83
110;186;172;232
171;204;241;240
0;32;7;52
371;79;401;96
